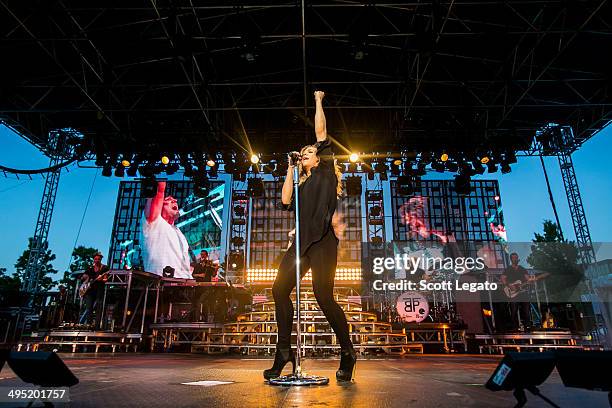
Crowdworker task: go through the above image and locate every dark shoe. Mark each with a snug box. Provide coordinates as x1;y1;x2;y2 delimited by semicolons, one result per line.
263;348;295;380
336;348;357;382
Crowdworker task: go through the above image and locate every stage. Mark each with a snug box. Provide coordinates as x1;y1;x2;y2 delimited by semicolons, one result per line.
0;354;608;408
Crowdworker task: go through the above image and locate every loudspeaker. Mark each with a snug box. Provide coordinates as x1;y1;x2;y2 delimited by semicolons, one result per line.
486;352;556;392
556;350;612;391
7;351;79;387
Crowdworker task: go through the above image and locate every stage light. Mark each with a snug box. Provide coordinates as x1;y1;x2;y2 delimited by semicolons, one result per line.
141;177;157;198
114;164;124;177
121;159;130;167
250;154;260;164
345;175;362;196
193;174;210;197
440;153;449;162
431;161;445;172
231;236;245;246
485;352;557;407
166;163;179;175
370;205;382;217
446;162;458;172
349;153;359;163
486;161;498;173
126;165;138;177
102;164;112;177
161;155;170;165
453;174;472;195
393;159;402;166
371;236;383;245
480;156;490;164
472;160;485;175
397;175;414;196
247;177;265;198
183;163;193;177
234;205;246;217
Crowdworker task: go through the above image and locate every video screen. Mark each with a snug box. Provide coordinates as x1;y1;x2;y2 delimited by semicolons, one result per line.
108;180;225;278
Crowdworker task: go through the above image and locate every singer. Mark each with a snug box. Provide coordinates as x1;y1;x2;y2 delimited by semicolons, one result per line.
263;90;356;382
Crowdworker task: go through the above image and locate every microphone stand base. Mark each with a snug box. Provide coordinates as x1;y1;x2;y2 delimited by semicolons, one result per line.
267;373;329;386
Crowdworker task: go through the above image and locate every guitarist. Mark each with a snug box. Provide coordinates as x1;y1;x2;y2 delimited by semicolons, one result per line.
78;252;110;326
501;253;532;331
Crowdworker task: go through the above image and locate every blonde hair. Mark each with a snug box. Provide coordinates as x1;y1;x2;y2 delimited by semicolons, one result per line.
297;144;343;197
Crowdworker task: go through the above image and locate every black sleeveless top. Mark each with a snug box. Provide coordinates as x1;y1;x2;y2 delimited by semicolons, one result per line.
281;139;338;256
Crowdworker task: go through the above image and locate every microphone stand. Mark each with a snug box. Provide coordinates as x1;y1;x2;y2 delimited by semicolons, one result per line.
268;154;329;386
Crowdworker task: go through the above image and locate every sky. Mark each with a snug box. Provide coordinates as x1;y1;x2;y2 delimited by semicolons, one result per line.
1;123;611;280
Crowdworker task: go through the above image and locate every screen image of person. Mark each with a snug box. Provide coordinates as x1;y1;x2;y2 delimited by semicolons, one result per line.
140;181;192;279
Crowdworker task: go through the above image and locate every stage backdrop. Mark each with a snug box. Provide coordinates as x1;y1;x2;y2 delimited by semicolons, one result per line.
108;180;225;271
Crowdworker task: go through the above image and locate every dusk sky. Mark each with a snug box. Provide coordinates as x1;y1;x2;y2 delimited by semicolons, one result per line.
1;123;611;280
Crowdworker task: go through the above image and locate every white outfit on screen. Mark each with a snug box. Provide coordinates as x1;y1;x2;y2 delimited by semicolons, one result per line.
140;214;191;279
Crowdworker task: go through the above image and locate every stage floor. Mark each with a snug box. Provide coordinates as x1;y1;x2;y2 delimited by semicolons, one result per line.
0;353;608;407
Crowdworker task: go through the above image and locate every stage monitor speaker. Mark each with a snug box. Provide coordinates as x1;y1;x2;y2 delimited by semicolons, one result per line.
7;351;79;387
486;352;558;408
556;350;612;391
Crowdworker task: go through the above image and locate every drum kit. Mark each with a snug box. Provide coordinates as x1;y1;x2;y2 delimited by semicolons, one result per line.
379;268;461;325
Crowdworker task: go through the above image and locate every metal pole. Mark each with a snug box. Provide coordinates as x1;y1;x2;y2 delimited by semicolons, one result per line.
293;164;303;374
122;271;133;330
268;156;328;386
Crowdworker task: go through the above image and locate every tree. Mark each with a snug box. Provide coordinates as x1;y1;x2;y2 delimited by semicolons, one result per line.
59;246;99;288
14;238;58;293
0;267;23;306
526;220;585;301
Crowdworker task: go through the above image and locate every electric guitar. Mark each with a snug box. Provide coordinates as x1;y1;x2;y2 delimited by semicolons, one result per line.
503;273;549;299
79;270;111;298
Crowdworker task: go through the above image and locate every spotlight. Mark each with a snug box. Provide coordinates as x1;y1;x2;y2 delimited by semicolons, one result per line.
247;177;265;198
250;154;260;164
231;236;245;246
431;161;445;172
193;174;210;197
102;164;112;177
207;159;216;167
121;159;131;167
161;155;170;165
480;156;490;164
393;159;402;166
114;164;124;177
371;236;383;245
440;153;449;162
446;162;458;172
453;174;472;195
141;177;157;198
233;205;246;217
397;175;414;196
472;160;485;175
183;163;194;178
126;165;138;177
345;175;362;197
349;153;359;163
166;163;179;175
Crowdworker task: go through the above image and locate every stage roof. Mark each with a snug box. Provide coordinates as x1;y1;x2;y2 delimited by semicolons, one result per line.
1;0;611;155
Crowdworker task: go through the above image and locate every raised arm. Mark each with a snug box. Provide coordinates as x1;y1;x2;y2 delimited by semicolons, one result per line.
314;90;327;142
144;181;166;223
281;157;294;206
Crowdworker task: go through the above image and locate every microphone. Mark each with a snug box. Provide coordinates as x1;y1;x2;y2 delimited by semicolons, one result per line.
288;151;301;166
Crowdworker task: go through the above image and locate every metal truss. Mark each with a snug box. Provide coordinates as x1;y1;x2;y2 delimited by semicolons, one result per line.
1;1;610;154
226;187;249;283
21;130;72;295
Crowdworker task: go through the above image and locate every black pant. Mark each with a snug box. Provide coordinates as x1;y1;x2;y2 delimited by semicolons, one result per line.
510;301;531;329
273;227;353;351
